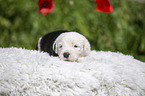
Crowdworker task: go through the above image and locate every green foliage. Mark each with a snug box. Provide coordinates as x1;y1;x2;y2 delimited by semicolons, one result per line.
0;0;145;62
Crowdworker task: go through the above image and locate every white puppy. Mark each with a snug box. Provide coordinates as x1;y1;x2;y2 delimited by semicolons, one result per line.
36;30;90;61
53;32;90;61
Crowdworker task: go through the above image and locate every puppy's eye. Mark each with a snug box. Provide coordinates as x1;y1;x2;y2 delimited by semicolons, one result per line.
74;45;78;48
59;45;62;48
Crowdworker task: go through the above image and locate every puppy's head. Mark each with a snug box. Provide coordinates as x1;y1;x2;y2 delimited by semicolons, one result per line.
53;32;90;61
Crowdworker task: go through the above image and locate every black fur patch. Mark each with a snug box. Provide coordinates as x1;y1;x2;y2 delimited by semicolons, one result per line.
36;30;69;56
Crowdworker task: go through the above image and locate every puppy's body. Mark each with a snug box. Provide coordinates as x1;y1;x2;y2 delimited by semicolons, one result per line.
36;30;68;56
36;30;90;61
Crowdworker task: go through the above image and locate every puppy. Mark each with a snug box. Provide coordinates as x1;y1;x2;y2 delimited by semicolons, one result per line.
36;30;90;61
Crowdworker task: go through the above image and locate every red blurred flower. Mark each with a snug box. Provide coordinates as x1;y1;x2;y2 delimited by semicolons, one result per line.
95;0;113;13
38;0;54;15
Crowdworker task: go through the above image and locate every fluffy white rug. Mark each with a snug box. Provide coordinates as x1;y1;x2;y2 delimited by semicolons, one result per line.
0;47;145;96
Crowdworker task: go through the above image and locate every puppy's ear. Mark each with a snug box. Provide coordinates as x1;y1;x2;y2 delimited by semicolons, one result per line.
53;42;58;54
83;39;91;56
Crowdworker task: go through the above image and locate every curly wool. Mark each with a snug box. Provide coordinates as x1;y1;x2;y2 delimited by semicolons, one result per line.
0;47;145;96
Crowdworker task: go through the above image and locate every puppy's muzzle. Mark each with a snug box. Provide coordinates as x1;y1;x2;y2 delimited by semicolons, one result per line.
63;52;70;58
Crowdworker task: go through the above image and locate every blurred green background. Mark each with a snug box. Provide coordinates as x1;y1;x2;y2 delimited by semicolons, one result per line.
0;0;145;62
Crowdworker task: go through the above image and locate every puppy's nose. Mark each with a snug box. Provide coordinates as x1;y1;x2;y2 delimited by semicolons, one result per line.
63;52;70;58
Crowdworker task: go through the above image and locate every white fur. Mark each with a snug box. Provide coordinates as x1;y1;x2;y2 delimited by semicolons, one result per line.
53;32;90;61
0;48;145;96
38;37;42;51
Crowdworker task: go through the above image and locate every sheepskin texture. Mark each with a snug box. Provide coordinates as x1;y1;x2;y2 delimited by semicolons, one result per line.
0;47;145;96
